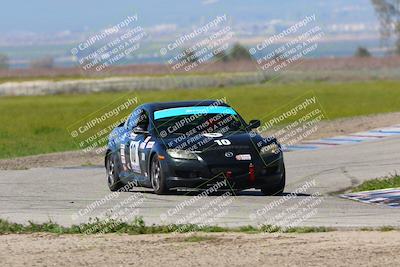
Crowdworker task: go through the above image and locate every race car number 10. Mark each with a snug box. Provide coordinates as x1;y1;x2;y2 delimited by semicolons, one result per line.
214;139;231;146
129;141;141;172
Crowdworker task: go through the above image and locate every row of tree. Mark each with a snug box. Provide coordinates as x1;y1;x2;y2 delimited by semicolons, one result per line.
186;1;400;58
372;0;400;55
0;54;9;69
0;55;54;70
1;0;400;70
350;0;400;57
182;43;253;64
0;46;385;70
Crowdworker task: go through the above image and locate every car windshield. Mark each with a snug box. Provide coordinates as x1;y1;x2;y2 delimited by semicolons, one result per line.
153;106;246;137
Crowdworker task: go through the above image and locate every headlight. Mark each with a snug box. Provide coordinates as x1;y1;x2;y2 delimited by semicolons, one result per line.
260;143;280;155
166;149;199;160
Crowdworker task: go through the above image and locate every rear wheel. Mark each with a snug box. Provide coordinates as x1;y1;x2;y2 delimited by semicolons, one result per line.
106;152;124;191
150;155;169;195
261;166;286;196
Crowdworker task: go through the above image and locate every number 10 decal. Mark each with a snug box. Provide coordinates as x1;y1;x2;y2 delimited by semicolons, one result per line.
129;141;141;172
214;139;231;146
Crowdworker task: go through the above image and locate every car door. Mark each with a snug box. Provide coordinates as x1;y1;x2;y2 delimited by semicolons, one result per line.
125;109;150;177
120;108;140;174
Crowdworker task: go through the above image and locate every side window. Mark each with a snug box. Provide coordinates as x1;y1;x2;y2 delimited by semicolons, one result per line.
137;110;150;130
126;108;142;130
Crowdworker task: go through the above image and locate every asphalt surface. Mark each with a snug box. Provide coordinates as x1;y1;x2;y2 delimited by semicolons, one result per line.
1;135;400;228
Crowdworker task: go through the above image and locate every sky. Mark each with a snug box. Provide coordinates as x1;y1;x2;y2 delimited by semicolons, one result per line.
0;0;378;33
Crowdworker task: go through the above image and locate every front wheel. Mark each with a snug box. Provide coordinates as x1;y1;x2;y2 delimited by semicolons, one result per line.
150;155;169;195
261;166;286;196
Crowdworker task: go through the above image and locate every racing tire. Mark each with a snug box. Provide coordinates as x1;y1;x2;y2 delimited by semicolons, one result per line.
106;152;124;192
260;165;286;196
150;155;169;195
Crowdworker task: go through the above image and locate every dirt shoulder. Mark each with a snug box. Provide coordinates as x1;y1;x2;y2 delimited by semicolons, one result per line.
1;112;399;170
298;111;400;140
0;150;104;170
1;231;399;266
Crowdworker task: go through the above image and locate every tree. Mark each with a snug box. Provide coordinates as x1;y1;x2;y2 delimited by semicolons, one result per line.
182;48;198;63
30;56;54;69
272;52;286;62
0;54;9;69
355;46;372;57
213;50;229;62
228;43;253;61
371;0;400;54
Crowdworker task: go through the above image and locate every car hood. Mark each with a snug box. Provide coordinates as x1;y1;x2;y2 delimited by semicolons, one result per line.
161;131;277;152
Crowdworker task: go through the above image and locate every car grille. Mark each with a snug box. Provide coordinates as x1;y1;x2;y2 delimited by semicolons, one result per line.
199;145;252;160
210;164;249;177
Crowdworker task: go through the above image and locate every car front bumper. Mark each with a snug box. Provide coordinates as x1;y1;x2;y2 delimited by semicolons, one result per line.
161;152;285;190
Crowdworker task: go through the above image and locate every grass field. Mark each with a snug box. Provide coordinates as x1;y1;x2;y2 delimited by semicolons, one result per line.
351;175;400;192
0;217;333;235
1;80;400;159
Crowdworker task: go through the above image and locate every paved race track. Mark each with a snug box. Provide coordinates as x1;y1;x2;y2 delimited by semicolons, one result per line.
1;136;399;228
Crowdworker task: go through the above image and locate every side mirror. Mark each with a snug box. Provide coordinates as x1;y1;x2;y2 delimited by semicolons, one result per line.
133;126;149;135
248;119;261;129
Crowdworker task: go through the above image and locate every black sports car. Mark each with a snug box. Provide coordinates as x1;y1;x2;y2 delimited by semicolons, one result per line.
105;100;285;195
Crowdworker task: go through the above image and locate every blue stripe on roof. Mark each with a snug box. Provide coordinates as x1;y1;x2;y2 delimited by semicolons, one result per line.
154;106;237;120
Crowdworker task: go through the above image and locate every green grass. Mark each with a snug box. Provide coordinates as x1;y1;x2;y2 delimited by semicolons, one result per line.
360;226;396;232
259;224;333;233
351;175;400;192
379;226;395;232
0;217;222;235
1;80;400;159
0;217;335;235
